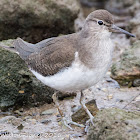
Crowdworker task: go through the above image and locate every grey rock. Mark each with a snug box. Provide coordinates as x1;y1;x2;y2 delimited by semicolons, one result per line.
0;0;79;43
87;108;140;140
111;41;140;87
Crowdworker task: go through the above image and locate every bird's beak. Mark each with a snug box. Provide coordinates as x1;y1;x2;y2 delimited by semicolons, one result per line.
110;24;135;37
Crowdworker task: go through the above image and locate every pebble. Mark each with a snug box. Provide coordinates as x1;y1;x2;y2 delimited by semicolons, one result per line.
17;124;24;130
107;94;113;100
23;116;32;121
135;95;140;101
40;119;51;124
41;109;56;115
101;88;108;92
14;110;23;116
27;119;37;124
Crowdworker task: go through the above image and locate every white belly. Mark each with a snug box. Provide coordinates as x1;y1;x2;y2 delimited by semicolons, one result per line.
31;60;109;92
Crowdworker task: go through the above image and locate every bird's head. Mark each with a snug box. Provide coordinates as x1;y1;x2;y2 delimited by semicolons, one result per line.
85;9;135;38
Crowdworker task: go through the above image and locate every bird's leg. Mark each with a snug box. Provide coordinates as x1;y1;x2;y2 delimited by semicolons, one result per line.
52;92;84;130
52;92;64;117
80;90;94;125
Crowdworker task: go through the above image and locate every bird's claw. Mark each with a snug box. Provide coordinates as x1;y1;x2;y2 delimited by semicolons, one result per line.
85;117;94;132
90;116;94;126
61;117;85;130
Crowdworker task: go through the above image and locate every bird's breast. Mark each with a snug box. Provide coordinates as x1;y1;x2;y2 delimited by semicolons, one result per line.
93;38;113;68
82;37;113;69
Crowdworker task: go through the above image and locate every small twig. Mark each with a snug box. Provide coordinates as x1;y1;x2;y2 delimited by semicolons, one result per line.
122;93;140;109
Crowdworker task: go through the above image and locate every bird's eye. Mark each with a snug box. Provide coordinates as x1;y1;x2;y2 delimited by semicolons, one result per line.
98;21;103;25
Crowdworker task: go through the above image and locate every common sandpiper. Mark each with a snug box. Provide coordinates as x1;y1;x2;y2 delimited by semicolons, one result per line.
14;9;135;129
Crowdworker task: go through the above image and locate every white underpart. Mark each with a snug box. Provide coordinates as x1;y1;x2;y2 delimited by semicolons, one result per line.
31;31;113;92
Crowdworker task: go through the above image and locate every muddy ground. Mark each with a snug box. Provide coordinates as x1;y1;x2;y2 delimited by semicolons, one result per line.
0;73;139;140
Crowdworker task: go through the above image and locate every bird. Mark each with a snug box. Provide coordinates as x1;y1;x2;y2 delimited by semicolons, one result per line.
14;9;135;129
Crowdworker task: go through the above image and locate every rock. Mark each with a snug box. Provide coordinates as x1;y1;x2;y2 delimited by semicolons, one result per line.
17;124;24;130
111;41;140;87
14;110;23;116
129;0;140;15
0;40;54;110
72;99;98;124
105;0;135;15
87;108;140;140
26;119;37;124
40;119;51;124
74;12;85;32
41;109;56;115
80;0;105;8
128;4;140;42
0;0;79;43
79;0;105;17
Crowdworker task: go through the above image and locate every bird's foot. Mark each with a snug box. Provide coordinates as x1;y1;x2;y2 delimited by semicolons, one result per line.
84;116;94;132
89;116;94;126
61;117;85;130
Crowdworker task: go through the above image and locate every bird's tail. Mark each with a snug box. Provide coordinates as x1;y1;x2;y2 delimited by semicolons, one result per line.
14;38;37;60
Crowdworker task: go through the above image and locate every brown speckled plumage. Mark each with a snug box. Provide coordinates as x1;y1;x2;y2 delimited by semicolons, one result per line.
27;35;78;76
15;34;79;76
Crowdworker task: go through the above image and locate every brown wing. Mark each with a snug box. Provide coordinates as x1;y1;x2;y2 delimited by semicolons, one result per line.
26;35;77;76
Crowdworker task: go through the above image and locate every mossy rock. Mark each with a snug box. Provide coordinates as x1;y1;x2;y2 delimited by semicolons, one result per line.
0;0;79;43
111;40;140;87
87;108;140;140
0;45;54;110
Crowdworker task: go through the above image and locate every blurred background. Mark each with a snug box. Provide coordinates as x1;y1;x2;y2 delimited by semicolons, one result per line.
0;0;139;43
0;0;140;139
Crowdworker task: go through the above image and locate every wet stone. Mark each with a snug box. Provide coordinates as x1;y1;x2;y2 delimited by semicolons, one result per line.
72;99;99;124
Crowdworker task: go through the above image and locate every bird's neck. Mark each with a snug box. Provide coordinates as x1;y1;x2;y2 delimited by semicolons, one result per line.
77;29;113;69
